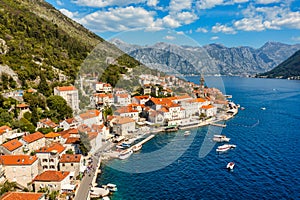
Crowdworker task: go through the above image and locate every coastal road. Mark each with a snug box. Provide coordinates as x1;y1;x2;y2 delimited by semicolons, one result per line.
74;141;114;200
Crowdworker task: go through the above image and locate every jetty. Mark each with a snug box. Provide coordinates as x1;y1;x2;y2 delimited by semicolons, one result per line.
209;123;227;128
128;134;155;151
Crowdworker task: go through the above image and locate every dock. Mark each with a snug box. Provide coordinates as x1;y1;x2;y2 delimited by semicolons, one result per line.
129;134;155;150
209;123;227;128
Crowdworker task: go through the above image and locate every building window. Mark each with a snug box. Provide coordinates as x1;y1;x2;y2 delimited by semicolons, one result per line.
71;163;73;166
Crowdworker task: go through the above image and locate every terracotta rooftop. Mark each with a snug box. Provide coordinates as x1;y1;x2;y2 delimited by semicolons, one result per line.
133;95;150;100
113;116;135;125
0;125;12;132
65;137;80;144
39;118;58;128
16;103;29;108
2;139;23;151
201;104;214;109
33;171;70;182
45;132;61;138
0;155;38;165
88;132;98;140
1;192;44;200
36;143;65;154
59;154;81;163
79;110;100;120
115;106;138;114
55;86;77;92
22;132;44;143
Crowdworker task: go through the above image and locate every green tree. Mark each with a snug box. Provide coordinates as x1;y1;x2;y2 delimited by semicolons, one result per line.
46;95;73;120
78;131;91;156
0;181;17;196
38;73;52;97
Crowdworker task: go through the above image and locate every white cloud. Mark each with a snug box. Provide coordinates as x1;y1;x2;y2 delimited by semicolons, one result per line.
176;31;185;35
196;0;224;10
164;35;176;40
255;0;281;4
72;0;146;7
291;36;300;42
56;0;63;6
195;27;208;33
234;5;300;31
60;8;78;18
169;0;192;12
78;6;156;32
212;23;237;34
147;0;158;7
210;36;219;40
175;12;198;24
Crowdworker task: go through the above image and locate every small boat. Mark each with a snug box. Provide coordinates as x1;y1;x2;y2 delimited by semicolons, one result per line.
102;197;110;200
121;142;131;147
118;149;133;160
226;162;235;170
216;144;236;152
90;187;110;198
213;135;230;142
240;107;245;110
184;131;191;136
102;183;118;192
116;145;124;149
261;107;266;110
132;144;142;152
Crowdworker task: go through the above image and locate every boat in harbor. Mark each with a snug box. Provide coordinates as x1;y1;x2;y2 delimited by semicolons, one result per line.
226;162;235;170
90;187;110;198
216;144;236;152
118;149;133;159
261;107;266;110
132;144;142;152
184;130;191;136
241;107;245;110
213;134;230;142
102;183;118;192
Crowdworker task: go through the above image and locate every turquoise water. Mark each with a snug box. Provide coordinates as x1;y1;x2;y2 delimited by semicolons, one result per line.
97;77;300;200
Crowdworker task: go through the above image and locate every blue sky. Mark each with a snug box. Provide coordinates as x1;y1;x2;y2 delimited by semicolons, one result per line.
45;0;300;48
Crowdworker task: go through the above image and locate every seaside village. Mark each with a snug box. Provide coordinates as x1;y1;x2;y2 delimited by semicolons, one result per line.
0;74;238;199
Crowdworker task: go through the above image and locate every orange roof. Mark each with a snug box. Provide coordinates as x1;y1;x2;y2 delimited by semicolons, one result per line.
115;93;130;98
22;132;44;143
115;106;138;114
113;116;135;125
65;137;80;144
39;118;58;128
60;154;81;163
45;132;61;138
159;107;169;113
88;132;98;140
133;95;150;100
36;143;65;154
55;86;77;91
16;103;29;108
194;98;206;103
79;110;100;120
2;139;23;151
201;104;214;109
0;126;12;131
33;171;70;182
1;192;44;200
0;155;38;165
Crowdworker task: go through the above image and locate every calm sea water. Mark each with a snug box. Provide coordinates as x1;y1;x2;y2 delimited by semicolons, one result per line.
97;77;300;200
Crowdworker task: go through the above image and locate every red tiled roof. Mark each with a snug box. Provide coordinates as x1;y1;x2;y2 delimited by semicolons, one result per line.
22;132;44;143
55;86;77;91
59;154;81;163
133;95;150;100
16;103;29;108
1;192;44;200
88;132;98;140
45;132;61;138
0;125;12;132
0;155;38;165
65;137;80;144
33;171;70;182
2;139;23;151
36;143;65;154
39;118;58;128
115;93;130;98
79;110;100;120
115;106;138;114
113;116;135;125
201;104;214;109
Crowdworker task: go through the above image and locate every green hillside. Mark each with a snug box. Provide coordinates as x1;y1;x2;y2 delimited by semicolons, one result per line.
257;50;300;79
0;0;144;93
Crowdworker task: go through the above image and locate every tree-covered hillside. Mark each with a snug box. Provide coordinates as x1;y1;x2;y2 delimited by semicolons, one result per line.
257;50;300;79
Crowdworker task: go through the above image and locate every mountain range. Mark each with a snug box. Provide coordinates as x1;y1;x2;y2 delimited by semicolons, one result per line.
111;39;300;76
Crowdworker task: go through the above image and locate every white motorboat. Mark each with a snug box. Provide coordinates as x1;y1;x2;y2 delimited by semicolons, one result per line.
132;144;142;152
213;135;230;142
102;183;118;192
261;107;266;110
118;149;133;160
216;144;236;152
184;131;191;136
90;187;110;198
226;162;235;170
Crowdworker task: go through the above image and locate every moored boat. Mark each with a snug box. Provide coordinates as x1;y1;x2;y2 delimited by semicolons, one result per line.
226;162;235;170
90;187;110;198
184;130;191;136
132;144;142;152
102;183;118;192
216;144;236;152
213;134;230;142
118;149;133;159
